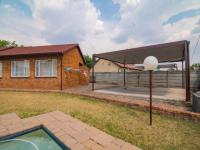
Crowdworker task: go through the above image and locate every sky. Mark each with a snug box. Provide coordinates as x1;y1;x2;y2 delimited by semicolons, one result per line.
0;0;200;64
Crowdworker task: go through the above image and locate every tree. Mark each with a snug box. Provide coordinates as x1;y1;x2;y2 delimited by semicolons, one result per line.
191;63;200;71
84;54;93;69
0;40;21;48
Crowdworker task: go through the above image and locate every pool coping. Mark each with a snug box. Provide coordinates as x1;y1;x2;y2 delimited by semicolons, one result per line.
0;125;70;150
0;111;141;150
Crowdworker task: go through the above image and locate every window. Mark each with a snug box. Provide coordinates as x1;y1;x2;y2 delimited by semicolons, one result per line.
35;59;57;77
11;60;30;77
0;62;2;77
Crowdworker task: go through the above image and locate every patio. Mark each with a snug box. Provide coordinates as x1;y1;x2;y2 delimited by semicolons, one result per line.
92;40;191;102
94;85;185;102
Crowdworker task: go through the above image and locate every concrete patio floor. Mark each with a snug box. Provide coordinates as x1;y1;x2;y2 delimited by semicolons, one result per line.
95;86;185;102
0;111;141;150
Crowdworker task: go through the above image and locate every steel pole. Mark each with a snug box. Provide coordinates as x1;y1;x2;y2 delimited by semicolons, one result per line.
149;70;152;126
123;59;126;89
182;60;184;88
92;55;95;91
185;42;191;101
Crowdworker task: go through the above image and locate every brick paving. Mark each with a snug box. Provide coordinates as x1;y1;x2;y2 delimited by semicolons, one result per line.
0;111;141;150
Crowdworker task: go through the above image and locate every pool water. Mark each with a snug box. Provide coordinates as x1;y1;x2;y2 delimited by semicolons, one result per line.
0;129;69;150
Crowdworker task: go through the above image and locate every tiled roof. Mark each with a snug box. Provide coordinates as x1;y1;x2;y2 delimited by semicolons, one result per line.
0;44;78;57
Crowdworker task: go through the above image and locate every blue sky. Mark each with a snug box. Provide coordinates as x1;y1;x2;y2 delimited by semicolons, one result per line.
91;0;120;21
0;0;200;64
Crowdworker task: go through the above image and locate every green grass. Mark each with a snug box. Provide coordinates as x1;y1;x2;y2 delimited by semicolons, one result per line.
0;91;199;150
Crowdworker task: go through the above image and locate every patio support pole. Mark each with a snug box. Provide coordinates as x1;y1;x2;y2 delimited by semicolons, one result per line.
92;55;95;91
149;70;152;126
185;42;191;101
182;60;184;88
123;58;126;89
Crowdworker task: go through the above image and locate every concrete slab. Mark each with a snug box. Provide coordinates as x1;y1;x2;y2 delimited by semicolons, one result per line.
95;86;185;101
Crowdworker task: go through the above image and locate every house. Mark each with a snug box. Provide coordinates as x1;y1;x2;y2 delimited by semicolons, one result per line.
93;59;141;72
0;44;89;90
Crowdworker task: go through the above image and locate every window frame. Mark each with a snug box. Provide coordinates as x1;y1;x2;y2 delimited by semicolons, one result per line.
35;59;57;78
11;60;30;78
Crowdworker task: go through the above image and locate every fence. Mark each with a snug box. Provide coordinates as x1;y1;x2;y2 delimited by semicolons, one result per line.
91;71;200;90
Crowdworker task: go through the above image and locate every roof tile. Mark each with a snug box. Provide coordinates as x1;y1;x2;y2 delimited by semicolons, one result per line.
0;44;78;57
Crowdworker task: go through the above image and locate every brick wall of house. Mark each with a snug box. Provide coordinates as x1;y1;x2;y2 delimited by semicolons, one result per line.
0;55;62;90
0;47;88;90
62;47;89;89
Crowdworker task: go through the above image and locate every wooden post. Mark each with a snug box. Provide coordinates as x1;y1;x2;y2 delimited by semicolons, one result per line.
185;42;191;101
149;70;153;126
92;55;95;91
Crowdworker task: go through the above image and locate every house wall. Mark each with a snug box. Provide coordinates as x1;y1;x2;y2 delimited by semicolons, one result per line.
0;55;62;90
94;59;120;72
0;48;89;90
62;47;89;89
93;59;132;72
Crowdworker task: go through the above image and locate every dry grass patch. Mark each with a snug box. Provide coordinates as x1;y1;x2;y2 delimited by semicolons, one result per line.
0;91;199;150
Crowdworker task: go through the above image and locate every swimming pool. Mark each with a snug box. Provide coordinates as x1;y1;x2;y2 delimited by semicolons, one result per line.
0;126;70;150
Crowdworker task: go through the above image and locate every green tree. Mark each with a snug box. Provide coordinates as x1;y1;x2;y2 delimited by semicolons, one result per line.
84;54;93;69
0;40;21;48
191;63;200;70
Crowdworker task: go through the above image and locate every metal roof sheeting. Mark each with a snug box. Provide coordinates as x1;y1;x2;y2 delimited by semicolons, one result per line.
94;40;189;64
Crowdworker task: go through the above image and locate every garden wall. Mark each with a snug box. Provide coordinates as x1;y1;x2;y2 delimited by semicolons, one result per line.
91;71;200;90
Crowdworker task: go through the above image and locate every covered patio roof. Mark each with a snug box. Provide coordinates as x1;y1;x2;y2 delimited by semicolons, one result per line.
92;40;191;101
94;40;189;64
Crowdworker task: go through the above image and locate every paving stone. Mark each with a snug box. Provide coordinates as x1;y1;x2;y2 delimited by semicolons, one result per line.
60;134;78;147
111;138;125;147
91;143;104;150
82;139;96;148
70;143;85;150
104;143;121;150
0;111;141;150
121;143;142;150
0;132;9;137
91;132;114;147
72;131;90;143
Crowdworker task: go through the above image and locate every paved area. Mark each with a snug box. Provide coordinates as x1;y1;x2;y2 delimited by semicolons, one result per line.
0;111;141;150
64;84;200;122
95;86;185;101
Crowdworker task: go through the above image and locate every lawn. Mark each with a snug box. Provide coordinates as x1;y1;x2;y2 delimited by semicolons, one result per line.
0;91;199;150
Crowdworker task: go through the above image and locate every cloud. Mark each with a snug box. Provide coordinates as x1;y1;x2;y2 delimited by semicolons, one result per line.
192;19;200;34
0;0;200;64
23;0;142;54
111;0;200;44
27;0;104;44
0;2;49;45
